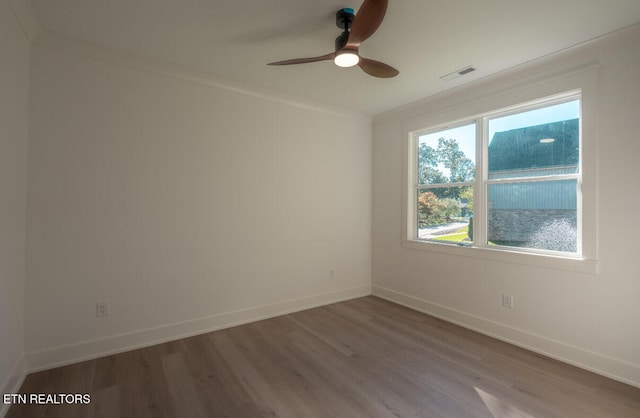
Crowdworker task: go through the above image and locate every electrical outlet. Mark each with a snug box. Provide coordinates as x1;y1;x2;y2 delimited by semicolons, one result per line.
330;269;336;279
96;301;109;317
502;293;514;309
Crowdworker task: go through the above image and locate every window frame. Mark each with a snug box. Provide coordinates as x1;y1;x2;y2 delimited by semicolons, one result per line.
401;67;598;274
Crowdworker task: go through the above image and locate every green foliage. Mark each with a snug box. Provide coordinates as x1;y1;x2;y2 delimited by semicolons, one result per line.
459;186;474;214
417;191;440;226
418;143;447;185
417;137;473;227
417;192;461;226
437;138;475;183
439;198;460;223
468;216;473;241
417;137;475;200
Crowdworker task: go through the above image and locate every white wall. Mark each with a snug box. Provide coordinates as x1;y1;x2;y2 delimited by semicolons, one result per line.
372;24;640;387
0;0;30;408
25;35;372;369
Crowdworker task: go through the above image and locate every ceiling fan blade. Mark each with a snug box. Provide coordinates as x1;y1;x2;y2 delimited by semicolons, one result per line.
347;0;388;48
268;53;335;66
358;57;399;78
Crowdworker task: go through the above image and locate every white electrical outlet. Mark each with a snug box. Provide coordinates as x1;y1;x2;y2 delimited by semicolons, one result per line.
96;301;110;317
330;269;336;279
502;293;514;309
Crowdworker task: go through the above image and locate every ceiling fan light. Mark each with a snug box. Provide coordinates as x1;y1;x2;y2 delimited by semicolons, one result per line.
334;51;360;67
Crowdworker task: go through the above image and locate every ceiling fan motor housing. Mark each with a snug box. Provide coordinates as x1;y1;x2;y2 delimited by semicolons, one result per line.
336;8;355;29
335;8;355;51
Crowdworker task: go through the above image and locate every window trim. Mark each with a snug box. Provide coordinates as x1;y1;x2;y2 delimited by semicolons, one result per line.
401;66;598;274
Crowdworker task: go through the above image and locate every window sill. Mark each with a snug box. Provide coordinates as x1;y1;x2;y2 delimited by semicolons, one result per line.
401;239;598;274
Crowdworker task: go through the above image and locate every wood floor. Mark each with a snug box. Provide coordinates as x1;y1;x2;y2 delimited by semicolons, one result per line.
7;296;640;417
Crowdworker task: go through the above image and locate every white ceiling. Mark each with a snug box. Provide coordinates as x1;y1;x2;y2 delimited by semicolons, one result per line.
30;0;640;115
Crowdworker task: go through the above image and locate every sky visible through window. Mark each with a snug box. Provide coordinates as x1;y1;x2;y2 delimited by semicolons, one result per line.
418;100;579;180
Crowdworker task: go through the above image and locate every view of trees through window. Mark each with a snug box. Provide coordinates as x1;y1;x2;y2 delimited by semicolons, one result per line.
413;97;581;254
417;124;475;244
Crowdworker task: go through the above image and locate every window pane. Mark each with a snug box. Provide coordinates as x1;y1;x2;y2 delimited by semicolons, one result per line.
417;124;475;184
417;186;473;244
487;180;577;253
488;100;579;180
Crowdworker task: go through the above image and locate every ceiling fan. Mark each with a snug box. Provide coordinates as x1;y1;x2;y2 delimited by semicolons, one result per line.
267;0;399;78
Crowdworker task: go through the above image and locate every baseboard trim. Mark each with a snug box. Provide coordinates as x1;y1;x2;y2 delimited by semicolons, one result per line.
27;285;371;373
372;285;640;389
0;354;27;418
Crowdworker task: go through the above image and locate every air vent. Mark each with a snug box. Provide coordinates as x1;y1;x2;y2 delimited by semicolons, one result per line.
440;65;476;81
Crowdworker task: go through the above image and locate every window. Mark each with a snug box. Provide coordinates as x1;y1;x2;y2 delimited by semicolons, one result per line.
408;92;585;259
416;124;476;244
486;99;580;253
